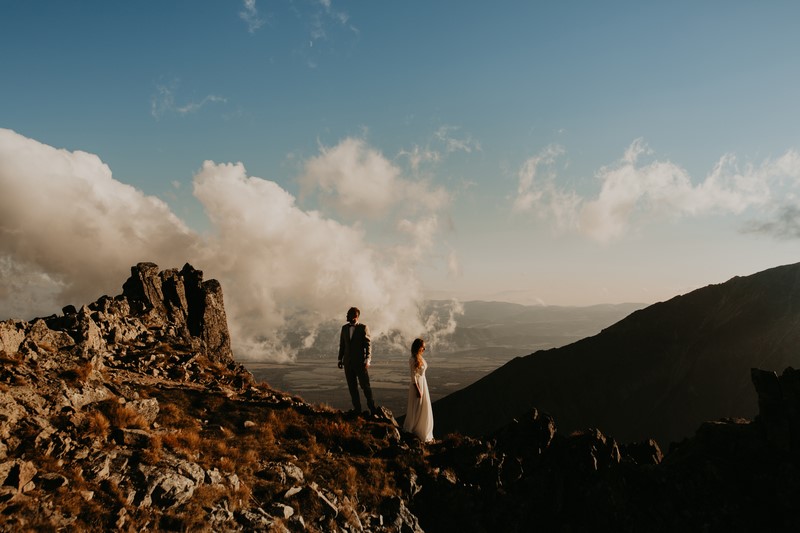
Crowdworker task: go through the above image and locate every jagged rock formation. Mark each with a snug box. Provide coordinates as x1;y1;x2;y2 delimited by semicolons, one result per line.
2;262;800;532
434;261;800;445
120;262;232;362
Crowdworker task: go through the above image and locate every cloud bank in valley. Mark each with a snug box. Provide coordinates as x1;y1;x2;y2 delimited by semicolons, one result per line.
0;128;456;361
513;139;800;242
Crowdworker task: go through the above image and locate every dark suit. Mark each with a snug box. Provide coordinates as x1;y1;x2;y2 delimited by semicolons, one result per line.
339;322;375;412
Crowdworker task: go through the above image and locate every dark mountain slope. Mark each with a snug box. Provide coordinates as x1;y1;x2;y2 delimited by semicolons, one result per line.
433;262;800;445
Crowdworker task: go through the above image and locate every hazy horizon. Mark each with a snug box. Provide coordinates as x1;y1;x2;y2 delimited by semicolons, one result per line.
3;2;800;360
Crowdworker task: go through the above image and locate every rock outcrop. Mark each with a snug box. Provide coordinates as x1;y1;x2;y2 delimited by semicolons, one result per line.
120;263;232;362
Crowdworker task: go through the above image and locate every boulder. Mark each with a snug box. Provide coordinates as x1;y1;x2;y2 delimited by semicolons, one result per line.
0;320;26;354
128;398;159;426
26;319;75;351
0;459;37;493
379;496;424;533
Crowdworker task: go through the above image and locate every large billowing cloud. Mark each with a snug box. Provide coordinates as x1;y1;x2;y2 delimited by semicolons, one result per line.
513;139;800;242
0;128;457;361
0;128;197;318
298;138;448;220
193;158;449;360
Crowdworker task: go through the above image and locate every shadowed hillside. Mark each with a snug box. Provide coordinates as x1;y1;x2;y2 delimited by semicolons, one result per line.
433;262;800;445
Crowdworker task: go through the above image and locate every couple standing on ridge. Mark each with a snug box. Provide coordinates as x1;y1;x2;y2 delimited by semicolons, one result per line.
337;307;434;442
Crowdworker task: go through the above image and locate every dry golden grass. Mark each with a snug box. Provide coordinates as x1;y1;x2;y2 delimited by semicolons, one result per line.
157;402;200;430
60;361;94;384
217;456;236;473
162;429;202;459
210;439;234;457
84;411;111;439
157;484;231;530
240;448;259;467
217;425;235;439
313;418;356;441
315;402;337;413
105;402;148;430
192;355;229;381
231;481;252;511
140;434;163;464
254;422;277;448
361;457;398;500
264;408;303;436
190;483;227;509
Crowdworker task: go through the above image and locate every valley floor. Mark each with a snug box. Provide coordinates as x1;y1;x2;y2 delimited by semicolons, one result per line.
245;348;525;418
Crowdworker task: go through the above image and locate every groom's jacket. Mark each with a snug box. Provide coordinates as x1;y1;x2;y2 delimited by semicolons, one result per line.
339;323;372;367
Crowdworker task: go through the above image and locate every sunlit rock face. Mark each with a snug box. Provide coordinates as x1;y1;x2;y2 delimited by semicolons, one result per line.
120;262;233;362
0;262;233;367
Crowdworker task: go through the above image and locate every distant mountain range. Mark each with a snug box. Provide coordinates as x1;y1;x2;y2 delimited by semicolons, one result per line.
433;262;800;446
425;300;645;354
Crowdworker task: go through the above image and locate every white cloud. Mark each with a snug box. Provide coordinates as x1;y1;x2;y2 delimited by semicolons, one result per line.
399;145;441;173
512;144;565;213
193;159;431;359
316;0;355;34
0;128;197;313
398;126;480;175
514;139;800;242
240;0;265;33
299;137;449;220
151;80;227;120
292;0;357;68
434;125;481;154
0;129;459;362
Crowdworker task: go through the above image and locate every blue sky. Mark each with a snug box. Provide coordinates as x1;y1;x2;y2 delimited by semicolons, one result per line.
3;1;800;357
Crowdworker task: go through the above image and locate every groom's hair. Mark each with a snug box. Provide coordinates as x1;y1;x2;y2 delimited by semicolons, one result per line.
348;307;360;318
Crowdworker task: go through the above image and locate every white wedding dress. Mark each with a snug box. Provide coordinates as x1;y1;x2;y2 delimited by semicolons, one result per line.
403;357;434;442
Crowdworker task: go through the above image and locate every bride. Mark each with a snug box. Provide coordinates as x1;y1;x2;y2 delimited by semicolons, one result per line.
403;338;434;442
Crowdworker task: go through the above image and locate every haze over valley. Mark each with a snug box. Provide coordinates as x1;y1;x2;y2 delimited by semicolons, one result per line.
247;301;644;414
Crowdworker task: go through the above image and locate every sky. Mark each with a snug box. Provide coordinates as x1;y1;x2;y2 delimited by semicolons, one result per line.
2;1;800;360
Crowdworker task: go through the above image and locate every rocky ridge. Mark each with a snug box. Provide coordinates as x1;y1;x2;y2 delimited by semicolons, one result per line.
1;263;800;531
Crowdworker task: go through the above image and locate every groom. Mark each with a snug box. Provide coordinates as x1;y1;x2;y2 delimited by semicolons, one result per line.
338;306;376;415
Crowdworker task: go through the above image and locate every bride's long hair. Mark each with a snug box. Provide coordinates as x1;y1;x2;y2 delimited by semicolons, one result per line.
411;338;425;370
